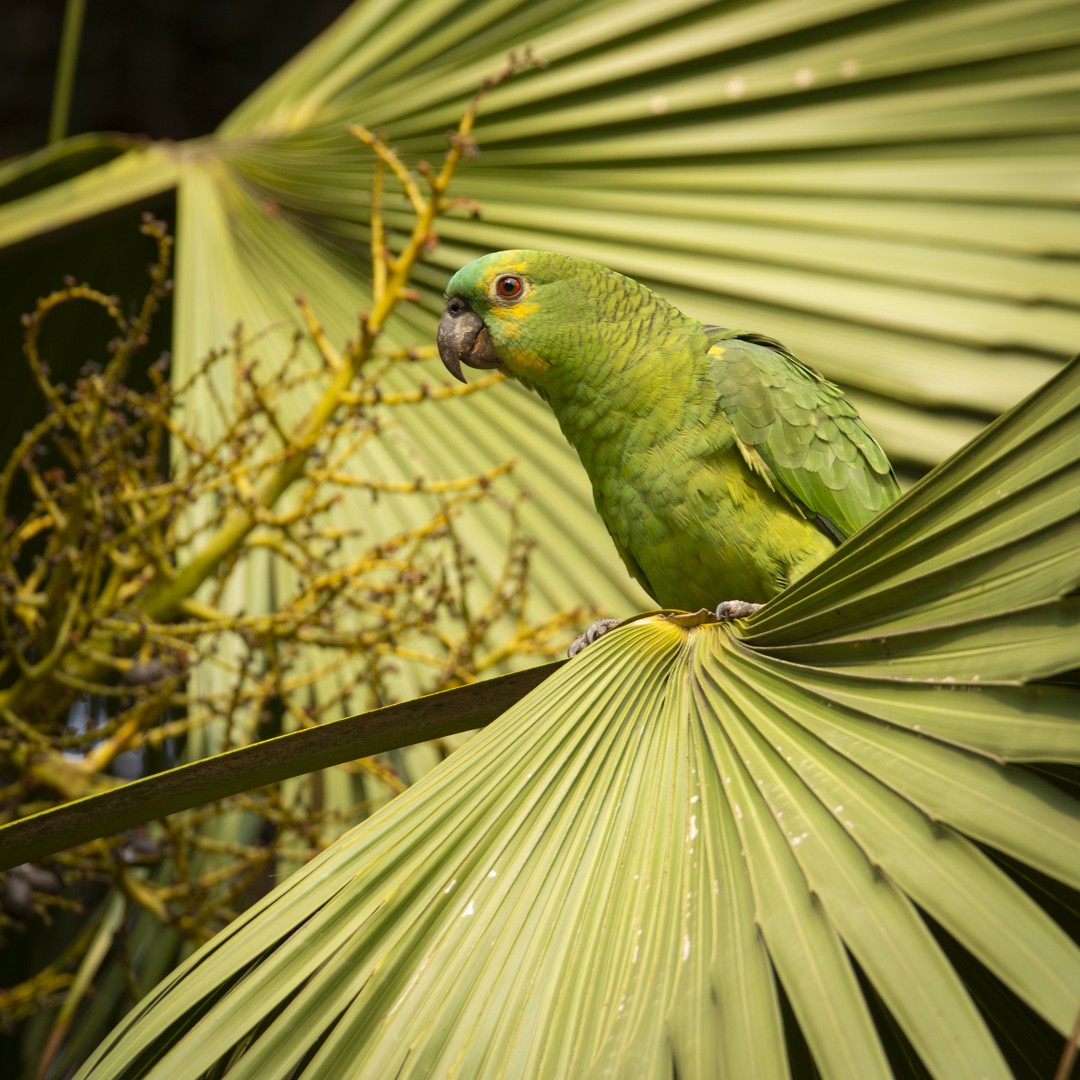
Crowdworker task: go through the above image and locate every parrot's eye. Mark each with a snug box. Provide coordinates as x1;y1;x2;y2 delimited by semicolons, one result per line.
493;274;524;301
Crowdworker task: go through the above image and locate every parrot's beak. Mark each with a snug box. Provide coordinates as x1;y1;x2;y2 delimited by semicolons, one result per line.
438;297;501;383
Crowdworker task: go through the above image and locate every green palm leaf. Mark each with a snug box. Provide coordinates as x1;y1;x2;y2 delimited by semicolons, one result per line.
3;6;1078;1072
3;0;1078;618
75;360;1079;1077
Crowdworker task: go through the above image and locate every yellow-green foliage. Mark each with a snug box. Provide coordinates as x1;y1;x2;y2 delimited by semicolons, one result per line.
0;81;577;1063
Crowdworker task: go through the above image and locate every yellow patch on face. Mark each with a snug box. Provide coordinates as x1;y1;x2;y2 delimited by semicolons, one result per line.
479;261;540;341
466;257;552;380
488;299;539;337
486;256;528;276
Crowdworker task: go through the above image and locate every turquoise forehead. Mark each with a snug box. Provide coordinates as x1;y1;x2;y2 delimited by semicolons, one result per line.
444;250;563;297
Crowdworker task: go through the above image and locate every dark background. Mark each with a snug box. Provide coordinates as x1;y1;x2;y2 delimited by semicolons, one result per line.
1;1;352;160
0;2;352;465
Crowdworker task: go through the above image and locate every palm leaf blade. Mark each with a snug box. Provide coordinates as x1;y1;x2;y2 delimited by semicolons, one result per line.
76;345;1080;1074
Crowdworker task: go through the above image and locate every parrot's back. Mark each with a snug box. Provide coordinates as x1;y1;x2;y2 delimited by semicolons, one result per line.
545;327;897;610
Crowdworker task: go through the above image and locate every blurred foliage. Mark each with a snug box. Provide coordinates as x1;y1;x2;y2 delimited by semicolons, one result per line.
0;80;579;1077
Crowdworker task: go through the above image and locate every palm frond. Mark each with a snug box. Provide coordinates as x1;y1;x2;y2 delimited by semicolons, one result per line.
76;358;1080;1079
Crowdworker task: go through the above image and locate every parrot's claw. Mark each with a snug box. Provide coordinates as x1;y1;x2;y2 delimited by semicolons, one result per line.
568;618;622;658
712;600;763;621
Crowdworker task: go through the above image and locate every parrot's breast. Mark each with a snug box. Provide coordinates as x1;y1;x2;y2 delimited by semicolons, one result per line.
551;366;835;609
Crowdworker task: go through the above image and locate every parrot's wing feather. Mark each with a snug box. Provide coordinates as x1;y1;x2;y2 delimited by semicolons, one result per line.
608;528;658;600
704;328;900;540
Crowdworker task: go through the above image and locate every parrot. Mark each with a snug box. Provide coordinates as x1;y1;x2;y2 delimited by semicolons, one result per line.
437;250;899;649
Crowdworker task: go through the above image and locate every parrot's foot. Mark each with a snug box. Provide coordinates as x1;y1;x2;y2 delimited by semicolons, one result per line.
568;618;622;658
713;600;763;621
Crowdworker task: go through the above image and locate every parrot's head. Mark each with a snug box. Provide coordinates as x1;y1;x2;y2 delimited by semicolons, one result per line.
438;250;667;392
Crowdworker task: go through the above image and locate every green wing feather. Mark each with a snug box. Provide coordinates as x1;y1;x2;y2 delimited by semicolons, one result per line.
705;328;900;540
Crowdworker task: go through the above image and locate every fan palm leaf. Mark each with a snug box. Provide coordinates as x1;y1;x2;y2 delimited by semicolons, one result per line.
73;357;1080;1078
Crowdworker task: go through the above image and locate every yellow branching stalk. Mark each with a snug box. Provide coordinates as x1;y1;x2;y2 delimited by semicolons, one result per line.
0;55;583;1037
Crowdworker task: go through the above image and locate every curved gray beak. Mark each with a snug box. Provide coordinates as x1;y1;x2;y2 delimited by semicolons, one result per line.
438;297;501;383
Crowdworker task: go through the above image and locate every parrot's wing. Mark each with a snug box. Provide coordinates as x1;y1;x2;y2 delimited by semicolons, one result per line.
705;328;900;540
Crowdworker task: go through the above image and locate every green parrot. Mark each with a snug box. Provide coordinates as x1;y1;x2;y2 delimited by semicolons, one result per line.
438;250;899;641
